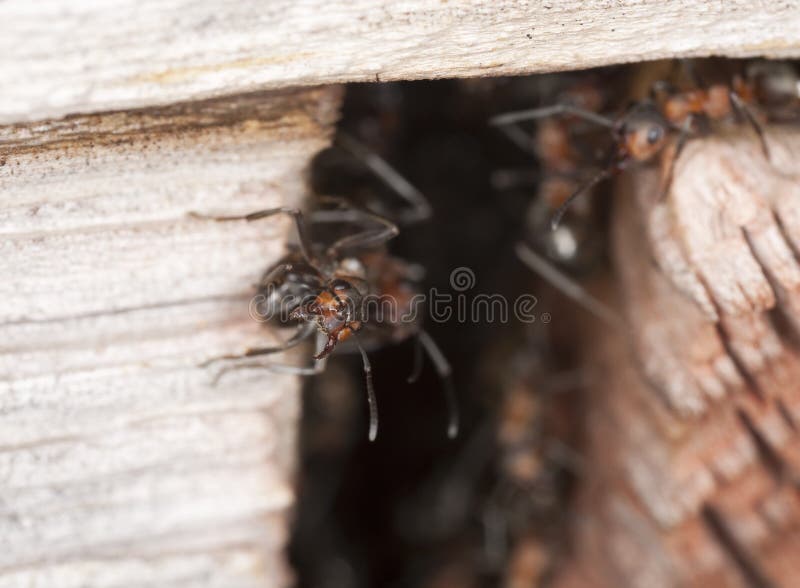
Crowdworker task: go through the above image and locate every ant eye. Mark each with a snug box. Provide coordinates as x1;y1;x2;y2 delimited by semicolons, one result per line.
647;126;664;144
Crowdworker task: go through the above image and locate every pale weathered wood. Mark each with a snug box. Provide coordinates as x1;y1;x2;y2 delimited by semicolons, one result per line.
2;1;800;124
567;128;800;587
0;86;341;587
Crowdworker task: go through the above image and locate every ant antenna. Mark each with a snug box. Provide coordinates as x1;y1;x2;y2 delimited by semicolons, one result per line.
336;132;433;224
550;167;612;230
407;334;424;384
490;103;615;159
658;115;695;200
679;58;705;88
677;60;771;160
489;104;615;128
729;90;771;160
515;242;623;329
355;338;379;442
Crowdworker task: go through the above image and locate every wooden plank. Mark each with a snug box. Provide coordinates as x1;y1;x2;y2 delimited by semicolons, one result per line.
2;1;800;123
0;86;341;587
567;126;800;587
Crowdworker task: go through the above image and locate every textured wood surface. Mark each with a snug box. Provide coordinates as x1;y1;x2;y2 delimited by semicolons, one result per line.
567;127;800;587
2;1;800;123
0;86;341;587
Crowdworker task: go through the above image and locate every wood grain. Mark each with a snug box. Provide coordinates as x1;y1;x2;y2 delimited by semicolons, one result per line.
0;86;341;587
565;127;800;587
1;1;800;123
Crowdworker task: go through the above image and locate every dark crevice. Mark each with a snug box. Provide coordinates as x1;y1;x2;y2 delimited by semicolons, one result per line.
742;224;800;352
777;398;798;432
702;504;777;588
772;208;800;268
737;408;787;481
713;321;768;402
693;266;767;404
290;78;589;588
285;59;800;587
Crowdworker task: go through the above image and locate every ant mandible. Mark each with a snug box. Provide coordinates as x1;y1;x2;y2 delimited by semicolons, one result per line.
491;62;770;230
192;197;459;442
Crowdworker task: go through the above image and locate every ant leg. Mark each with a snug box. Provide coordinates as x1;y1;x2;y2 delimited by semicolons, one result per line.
213;359;325;382
336;132;433;224
326;226;399;259
674;60;770;158
680;58;706;87
418;330;460;439
729;90;771;160
202;322;317;367
658;116;694;201
190;207;315;266
355;339;379;442
543;439;585;476
482;501;509;569
208;328;326;384
491;167;543;191
495;122;538;156
489;104;615;129
650;79;679;101
255;261;316;294
312;198;399;259
407;333;424;384
311;205;399;257
515;242;623;329
550;167;612;230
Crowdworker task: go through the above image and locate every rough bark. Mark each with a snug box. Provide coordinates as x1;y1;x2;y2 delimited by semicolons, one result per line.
567;127;800;587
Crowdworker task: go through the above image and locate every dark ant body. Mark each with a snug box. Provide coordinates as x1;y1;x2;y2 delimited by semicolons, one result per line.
491;61;772;230
193;199;458;442
747;60;800;122
531;78;611;269
490;75;615;271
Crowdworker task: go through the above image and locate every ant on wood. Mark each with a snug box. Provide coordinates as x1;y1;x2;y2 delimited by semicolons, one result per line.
491;75;614;270
193;140;458;442
491;61;772;230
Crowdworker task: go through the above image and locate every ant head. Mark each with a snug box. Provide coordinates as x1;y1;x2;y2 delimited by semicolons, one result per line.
617;103;670;162
290;277;364;358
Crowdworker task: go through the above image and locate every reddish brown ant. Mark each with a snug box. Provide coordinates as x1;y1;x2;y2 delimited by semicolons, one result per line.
491;62;771;230
193;198;459;442
500;76;613;269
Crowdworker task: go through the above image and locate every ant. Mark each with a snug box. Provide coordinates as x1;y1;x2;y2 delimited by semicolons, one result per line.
747;60;800;122
491;61;771;230
192;199;458;442
493;75;614;270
